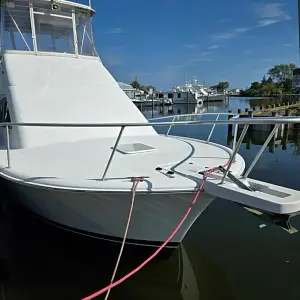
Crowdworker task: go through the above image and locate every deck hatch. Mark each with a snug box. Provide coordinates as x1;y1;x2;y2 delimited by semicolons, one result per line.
115;143;157;154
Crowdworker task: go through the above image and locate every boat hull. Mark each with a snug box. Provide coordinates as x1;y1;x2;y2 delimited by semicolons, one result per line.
203;95;227;102
6;180;215;248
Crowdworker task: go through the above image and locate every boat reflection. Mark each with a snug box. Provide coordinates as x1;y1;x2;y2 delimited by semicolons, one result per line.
0;194;233;300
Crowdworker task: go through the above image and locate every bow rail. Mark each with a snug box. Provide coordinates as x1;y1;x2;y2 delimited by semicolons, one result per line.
1;113;300;181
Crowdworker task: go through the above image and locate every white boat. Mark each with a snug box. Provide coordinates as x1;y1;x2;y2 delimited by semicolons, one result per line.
132;98;161;107
0;0;300;250
172;78;227;104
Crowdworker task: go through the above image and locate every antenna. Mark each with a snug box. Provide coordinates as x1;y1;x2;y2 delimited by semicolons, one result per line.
89;0;92;7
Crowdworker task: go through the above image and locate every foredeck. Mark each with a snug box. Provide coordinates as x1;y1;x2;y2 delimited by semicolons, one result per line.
0;135;245;192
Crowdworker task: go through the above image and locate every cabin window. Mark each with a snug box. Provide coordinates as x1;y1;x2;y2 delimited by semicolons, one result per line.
76;12;96;56
1;1;97;56
177;93;181;98
168;93;173;98
2;3;34;51
33;2;74;54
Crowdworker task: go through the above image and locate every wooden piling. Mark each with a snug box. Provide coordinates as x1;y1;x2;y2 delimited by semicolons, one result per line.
228;110;233;134
227;131;233;146
248;111;253;131
282;130;288;151
284;109;290;131
246;132;252;150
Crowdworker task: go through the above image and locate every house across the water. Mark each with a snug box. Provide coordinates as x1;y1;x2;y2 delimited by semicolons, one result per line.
117;82;144;99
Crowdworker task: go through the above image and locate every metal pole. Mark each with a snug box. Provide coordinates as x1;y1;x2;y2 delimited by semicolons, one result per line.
6;125;10;169
80;22;87;55
221;124;249;184
232;123;238;150
102;126;125;181
152;93;154;119
243;124;280;178
72;8;78;57
166;115;177;136
29;3;38;55
207;114;219;143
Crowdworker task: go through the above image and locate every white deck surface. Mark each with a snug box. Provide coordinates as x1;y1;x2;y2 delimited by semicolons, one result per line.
0;135;245;192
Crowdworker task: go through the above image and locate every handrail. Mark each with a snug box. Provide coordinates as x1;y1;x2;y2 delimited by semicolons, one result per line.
1;116;300;128
148;112;238;121
2;114;300;181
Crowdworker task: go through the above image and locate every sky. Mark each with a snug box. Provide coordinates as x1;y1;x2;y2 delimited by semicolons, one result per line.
82;0;297;90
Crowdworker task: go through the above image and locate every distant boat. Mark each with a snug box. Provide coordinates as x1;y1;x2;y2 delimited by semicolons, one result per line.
172;78;227;103
132;98;161;107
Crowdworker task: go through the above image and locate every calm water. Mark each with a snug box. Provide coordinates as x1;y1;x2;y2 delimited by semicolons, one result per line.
1;97;300;300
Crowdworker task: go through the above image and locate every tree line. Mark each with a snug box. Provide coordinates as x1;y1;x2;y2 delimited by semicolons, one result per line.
210;81;230;93
240;63;296;97
131;80;155;94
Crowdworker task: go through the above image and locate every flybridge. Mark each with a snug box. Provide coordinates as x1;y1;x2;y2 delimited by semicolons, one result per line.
0;0;97;56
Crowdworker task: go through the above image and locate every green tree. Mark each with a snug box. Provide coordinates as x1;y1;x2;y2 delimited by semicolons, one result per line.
131;80;141;89
261;76;267;85
211;81;230;92
250;81;260;90
279;78;292;93
267;63;297;83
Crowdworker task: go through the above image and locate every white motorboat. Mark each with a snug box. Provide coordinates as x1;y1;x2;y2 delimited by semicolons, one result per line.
0;0;300;250
172;78;227;104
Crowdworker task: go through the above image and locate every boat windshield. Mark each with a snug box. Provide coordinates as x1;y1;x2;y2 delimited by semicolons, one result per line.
0;0;97;56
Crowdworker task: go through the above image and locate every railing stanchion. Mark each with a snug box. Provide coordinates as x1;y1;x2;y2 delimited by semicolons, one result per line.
6;125;11;169
207;114;219;143
232;123;238;150
221;124;249;184
102;126;125;181
243;124;280;178
166;115;177;136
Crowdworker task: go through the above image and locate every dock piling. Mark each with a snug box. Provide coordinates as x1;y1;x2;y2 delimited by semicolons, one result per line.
228;110;233;134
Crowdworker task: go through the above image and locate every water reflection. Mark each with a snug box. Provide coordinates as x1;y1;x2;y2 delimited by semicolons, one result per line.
141;101;230;120
0;193;234;300
231;128;300;156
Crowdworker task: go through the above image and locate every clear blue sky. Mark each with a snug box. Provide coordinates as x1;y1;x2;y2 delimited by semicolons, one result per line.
83;0;297;90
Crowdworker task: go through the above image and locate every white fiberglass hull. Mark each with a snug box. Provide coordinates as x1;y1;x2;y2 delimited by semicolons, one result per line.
7;181;215;247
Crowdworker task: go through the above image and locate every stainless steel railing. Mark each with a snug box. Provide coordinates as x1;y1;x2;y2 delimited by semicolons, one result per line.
1;114;300;181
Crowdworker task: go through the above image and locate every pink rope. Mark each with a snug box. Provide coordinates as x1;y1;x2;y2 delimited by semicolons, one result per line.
103;178;142;300
82;164;227;300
